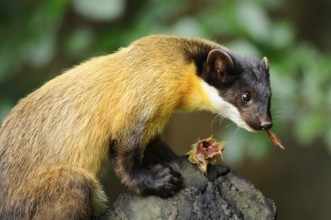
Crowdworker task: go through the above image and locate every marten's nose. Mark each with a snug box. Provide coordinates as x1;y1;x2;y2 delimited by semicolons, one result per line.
259;121;273;130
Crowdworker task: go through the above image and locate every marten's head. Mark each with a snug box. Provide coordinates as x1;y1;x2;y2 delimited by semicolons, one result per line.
201;48;272;132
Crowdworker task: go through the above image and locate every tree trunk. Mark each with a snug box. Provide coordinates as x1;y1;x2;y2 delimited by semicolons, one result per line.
99;158;277;220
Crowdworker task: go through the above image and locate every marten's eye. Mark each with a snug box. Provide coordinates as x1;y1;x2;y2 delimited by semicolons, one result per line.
241;92;251;102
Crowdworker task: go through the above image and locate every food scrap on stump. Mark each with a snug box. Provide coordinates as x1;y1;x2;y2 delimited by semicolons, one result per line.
186;137;225;173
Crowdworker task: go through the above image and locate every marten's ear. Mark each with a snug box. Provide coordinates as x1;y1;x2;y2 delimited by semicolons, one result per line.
207;49;234;82
261;57;269;71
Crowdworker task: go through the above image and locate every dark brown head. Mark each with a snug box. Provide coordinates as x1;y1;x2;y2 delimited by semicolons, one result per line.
201;48;272;132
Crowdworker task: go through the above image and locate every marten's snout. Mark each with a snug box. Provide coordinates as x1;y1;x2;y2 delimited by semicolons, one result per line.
248;118;273;131
258;121;273;130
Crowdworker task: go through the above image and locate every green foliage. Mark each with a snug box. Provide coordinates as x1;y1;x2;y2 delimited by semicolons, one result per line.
0;0;330;161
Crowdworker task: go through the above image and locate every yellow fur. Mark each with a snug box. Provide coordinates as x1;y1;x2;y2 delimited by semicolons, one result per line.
177;63;214;112
0;35;223;217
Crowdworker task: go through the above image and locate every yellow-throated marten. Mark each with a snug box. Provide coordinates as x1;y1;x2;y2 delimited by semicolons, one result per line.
0;35;272;219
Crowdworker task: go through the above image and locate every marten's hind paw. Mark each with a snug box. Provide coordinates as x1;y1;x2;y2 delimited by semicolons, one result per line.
135;164;183;198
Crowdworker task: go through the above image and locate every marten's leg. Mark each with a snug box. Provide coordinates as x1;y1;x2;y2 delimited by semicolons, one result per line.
110;138;183;198
5;166;107;220
142;136;179;166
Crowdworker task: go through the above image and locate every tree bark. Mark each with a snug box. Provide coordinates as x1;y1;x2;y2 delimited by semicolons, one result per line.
99;158;277;220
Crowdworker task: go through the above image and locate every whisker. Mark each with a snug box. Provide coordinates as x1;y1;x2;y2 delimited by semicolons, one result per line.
233;126;241;137
218;116;225;127
271;104;291;119
224;120;236;130
211;114;221;129
272;92;289;99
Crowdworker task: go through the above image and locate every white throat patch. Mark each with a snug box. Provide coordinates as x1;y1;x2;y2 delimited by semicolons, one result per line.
201;81;254;132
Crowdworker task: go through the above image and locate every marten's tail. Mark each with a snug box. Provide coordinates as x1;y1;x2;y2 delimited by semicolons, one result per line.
0;165;107;220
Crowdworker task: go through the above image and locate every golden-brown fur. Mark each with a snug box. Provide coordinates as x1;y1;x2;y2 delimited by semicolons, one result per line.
0;35;222;218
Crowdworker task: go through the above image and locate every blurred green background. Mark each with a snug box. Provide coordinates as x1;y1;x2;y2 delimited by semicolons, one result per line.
1;0;331;219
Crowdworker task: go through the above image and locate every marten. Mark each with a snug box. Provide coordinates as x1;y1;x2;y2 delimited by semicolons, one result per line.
0;35;272;219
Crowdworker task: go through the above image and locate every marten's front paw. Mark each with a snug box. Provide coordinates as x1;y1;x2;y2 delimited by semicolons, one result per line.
135;164;183;198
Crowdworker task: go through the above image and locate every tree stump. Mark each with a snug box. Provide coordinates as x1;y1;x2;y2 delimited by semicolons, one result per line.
99;158;277;220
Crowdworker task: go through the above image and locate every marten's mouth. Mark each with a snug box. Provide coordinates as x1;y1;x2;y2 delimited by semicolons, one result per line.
246;121;273;132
